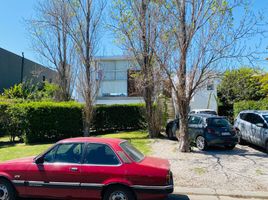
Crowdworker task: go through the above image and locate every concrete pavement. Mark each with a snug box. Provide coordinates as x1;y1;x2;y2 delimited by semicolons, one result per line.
167;194;265;200
168;187;268;200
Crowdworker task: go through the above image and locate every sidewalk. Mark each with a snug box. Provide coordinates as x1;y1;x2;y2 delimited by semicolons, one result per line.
174;186;268;199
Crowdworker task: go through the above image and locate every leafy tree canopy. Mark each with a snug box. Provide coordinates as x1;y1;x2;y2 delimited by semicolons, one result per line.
218;67;266;105
2;81;59;101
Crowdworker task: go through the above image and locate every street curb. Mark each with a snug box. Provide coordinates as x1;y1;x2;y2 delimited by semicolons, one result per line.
173;187;268;199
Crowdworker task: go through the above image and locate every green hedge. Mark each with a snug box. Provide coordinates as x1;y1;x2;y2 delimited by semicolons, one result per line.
0;102;11;135
92;104;146;132
234;99;268;117
0;101;146;143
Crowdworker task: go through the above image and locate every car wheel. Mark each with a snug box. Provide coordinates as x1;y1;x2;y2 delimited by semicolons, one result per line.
196;136;207;151
225;145;236;150
103;185;135;200
0;179;16;200
265;141;268;154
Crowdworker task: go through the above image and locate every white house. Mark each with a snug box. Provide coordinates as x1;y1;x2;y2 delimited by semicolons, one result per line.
95;56;144;105
85;56;218;115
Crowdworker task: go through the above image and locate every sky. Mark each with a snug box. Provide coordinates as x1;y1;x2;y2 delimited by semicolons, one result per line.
0;0;267;70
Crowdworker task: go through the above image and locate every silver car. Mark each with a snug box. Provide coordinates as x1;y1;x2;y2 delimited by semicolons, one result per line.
234;110;268;153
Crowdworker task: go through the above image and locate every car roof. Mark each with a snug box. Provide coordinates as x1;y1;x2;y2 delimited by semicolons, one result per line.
58;137;125;145
191;109;216;112
239;110;268;115
189;113;224;119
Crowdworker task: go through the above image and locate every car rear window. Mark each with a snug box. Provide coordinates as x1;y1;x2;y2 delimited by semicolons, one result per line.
120;141;144;162
207;118;230;128
262;115;268;123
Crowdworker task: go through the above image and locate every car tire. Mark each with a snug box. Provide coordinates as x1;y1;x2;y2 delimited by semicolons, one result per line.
196;136;207;151
103;185;135;200
0;179;16;200
265;141;268;154
225;145;236;150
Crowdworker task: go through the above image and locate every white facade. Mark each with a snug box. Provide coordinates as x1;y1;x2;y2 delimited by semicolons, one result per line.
86;56;218;110
172;78;218;117
95;56;144;105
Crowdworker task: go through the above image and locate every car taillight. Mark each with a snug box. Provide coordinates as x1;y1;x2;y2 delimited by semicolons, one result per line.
231;128;237;135
166;171;173;185
206;128;220;135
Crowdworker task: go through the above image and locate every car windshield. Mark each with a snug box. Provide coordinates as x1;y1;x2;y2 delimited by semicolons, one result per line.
262;115;268;123
200;111;217;115
207;118;231;128
120;141;144;162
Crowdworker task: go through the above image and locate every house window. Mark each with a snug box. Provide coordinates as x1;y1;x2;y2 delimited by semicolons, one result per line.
127;69;141;97
49;78;52;83
207;81;214;91
42;76;46;82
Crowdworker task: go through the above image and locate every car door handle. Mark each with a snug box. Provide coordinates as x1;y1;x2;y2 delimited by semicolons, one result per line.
70;167;78;172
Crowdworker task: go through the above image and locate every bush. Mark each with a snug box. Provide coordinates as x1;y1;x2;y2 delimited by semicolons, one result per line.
92;104;146;132
0;101;146;143
7;102;84;143
3;82;59;101
233;99;268;118
0;102;11;135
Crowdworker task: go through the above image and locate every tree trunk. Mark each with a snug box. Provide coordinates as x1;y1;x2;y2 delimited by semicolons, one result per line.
83;96;92;137
177;110;190;152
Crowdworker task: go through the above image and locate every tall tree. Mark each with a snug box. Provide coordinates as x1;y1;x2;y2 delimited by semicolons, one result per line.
111;0;163;138
67;0;106;136
28;0;76;101
154;0;261;152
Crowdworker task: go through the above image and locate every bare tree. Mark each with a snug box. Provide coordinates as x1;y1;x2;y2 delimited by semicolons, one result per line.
67;0;106;136
154;0;262;152
111;0;163;138
28;0;77;101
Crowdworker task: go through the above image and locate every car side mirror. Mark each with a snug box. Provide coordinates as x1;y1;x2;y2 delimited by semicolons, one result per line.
256;123;264;128
35;156;44;164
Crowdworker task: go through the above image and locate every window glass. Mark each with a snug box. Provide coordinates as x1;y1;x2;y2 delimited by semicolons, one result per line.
240;113;247;120
188;116;201;125
53;143;83;163
44;145;58;163
84;143;120;165
207;118;231;128
199;111;217;115
262;115;268;123
244;113;264;124
120;141;144;162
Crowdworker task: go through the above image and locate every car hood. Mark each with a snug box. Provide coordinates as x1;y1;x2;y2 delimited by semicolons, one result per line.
139;156;170;170
1;156;35;165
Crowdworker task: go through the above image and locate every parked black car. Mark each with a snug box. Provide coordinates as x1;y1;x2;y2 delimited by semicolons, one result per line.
166;114;238;150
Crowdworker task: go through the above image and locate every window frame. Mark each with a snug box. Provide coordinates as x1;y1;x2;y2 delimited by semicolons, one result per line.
82;142;122;166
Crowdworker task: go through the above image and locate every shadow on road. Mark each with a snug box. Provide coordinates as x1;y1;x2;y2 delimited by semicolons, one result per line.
167;194;190;200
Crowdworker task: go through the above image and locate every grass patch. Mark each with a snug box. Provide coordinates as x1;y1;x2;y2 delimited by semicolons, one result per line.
100;131;151;155
256;169;264;176
192;167;207;175
0;136;52;162
0;130;150;162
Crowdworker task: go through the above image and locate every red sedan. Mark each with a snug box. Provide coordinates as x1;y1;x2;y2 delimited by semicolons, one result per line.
0;137;173;200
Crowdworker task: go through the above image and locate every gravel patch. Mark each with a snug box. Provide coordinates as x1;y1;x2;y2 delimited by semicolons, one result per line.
150;139;268;192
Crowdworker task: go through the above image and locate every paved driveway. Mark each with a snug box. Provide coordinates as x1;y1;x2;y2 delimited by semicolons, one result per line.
150;139;268;192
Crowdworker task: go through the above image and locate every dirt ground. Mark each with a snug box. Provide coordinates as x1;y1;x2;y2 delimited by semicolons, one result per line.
150;139;268;192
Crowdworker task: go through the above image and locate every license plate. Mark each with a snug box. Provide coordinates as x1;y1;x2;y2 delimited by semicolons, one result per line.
222;132;231;136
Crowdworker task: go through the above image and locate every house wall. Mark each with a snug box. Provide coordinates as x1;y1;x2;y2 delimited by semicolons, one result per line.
0;48;55;92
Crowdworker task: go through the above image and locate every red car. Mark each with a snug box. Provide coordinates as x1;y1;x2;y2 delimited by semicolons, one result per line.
0;137;173;200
